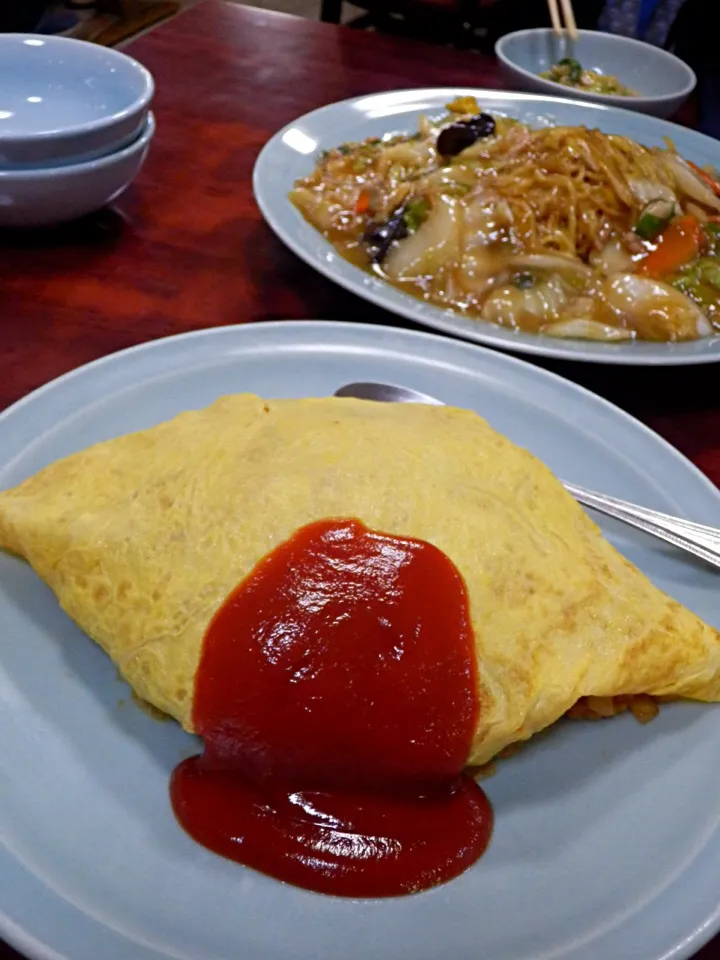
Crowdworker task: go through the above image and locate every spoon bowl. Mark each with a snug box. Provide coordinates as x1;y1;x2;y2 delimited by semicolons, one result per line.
333;382;444;405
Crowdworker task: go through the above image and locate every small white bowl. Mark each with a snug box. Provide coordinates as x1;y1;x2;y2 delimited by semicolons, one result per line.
495;29;696;118
0;33;154;168
0;111;155;228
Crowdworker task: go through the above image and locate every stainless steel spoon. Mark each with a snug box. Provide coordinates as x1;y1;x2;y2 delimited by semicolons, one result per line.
333;381;720;571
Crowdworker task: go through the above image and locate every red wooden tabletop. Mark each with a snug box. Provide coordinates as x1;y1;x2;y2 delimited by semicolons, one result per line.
1;2;718;958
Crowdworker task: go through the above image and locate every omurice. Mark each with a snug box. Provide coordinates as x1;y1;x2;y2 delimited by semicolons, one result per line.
0;394;718;896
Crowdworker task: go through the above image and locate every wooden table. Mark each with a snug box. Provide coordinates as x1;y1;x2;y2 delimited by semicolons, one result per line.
1;3;718;957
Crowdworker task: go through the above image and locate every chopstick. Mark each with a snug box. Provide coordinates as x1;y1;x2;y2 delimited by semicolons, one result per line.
547;0;578;40
547;0;562;34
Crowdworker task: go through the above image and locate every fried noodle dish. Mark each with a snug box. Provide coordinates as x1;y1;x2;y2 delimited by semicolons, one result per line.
290;96;720;342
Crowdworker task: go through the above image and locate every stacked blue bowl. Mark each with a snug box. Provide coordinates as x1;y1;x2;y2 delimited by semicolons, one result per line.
0;33;155;228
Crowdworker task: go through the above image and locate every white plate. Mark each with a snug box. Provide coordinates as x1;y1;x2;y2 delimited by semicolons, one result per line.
1;321;719;960
253;88;720;366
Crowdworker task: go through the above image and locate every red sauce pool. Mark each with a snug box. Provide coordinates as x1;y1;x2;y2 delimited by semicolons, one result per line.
170;518;492;897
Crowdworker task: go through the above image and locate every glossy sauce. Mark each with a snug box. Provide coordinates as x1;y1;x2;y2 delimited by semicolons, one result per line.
170;519;492;897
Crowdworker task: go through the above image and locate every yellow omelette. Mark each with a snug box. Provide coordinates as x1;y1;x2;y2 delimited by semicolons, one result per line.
0;394;718;766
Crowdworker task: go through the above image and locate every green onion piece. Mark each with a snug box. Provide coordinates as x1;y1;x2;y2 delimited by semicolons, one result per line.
634;199;675;241
669;258;720;299
403;197;430;233
635;213;667;241
671;263;700;293
557;58;582;82
703;222;720;256
699;257;720;291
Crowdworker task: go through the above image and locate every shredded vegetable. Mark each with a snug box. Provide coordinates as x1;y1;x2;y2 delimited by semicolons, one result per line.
688;161;720;199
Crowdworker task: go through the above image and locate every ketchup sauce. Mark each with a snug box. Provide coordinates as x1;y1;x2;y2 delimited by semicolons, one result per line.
170;519;492;896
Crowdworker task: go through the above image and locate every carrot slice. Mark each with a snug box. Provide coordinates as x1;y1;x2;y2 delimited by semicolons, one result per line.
639;214;702;278
355;190;371;215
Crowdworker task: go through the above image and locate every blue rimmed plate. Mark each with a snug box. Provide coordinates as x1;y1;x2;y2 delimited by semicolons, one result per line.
254;89;720;365
1;320;719;960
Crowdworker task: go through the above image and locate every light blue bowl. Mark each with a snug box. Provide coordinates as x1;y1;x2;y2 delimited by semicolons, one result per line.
495;28;696;118
0;33;154;168
0;111;155;228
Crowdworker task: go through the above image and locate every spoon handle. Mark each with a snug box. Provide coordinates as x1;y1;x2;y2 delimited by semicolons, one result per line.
563;481;720;570
332;383;720;571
